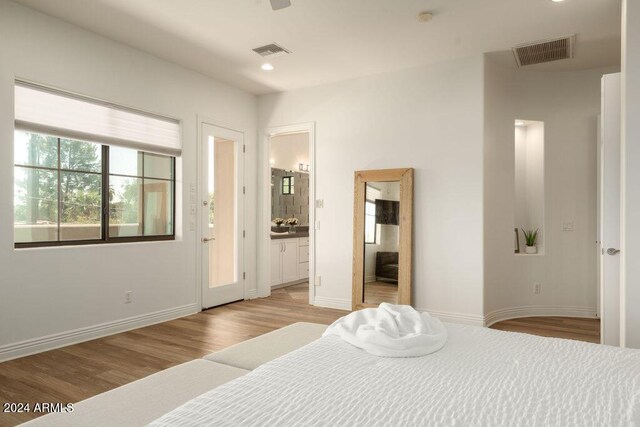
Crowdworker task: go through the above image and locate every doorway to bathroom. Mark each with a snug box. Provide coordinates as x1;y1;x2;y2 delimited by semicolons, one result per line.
262;124;315;305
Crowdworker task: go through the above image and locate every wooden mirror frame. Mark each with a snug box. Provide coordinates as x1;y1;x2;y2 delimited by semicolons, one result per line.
352;168;413;311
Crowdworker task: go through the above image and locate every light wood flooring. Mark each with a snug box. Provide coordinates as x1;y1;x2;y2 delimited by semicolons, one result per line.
0;283;345;426
490;316;600;343
363;281;398;305
0;283;600;426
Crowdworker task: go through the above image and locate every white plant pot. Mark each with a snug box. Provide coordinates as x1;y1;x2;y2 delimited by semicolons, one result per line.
525;245;537;254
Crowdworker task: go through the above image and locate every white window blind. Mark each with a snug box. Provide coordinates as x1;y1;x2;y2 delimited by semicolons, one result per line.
14;81;181;156
366;184;381;201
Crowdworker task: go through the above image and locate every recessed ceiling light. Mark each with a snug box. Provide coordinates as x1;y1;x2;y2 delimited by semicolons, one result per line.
261;63;274;71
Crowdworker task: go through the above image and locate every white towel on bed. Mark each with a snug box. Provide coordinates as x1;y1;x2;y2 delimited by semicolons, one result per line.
323;303;447;357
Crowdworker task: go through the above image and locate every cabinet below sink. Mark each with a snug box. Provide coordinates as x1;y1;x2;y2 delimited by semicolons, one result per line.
270;237;309;287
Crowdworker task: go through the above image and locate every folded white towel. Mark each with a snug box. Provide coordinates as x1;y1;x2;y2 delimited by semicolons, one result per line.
323;303;447;357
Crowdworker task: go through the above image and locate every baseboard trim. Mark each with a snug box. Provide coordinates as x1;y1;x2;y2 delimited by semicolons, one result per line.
0;303;200;363
418;308;485;326
484;305;598;327
313;296;351;311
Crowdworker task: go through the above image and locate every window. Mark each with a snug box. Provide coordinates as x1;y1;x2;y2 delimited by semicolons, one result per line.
108;147;174;238
365;183;382;244
13;81;180;248
14;130;175;247
364;199;377;244
282;176;294;195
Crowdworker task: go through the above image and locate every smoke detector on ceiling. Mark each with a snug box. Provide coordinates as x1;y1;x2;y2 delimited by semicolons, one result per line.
252;43;291;59
417;11;433;22
512;35;575;67
270;0;291;11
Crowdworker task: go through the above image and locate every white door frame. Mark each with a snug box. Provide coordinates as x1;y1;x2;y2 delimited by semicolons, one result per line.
196;116;246;309
259;122;316;304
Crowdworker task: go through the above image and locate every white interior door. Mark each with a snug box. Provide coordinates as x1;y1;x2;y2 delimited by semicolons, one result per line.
201;123;244;309
600;73;621;346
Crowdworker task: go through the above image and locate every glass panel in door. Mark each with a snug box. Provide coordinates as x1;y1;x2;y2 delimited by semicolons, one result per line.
208;136;237;288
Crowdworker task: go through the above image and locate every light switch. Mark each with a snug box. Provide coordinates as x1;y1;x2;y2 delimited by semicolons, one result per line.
189;221;196;231
562;221;574;232
315;220;321;230
315;199;324;208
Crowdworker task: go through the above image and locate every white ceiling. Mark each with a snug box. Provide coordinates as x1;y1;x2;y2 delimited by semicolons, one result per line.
15;0;622;95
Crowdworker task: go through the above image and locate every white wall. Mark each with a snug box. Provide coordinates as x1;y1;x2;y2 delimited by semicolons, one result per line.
621;0;640;348
484;57;618;323
0;0;257;360
258;56;486;323
270;133;309;172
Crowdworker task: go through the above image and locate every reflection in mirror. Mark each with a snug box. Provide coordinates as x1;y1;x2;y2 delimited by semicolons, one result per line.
363;182;400;305
353;168;412;311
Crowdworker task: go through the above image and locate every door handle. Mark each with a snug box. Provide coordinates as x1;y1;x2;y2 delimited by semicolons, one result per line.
607;248;620;255
203;237;215;243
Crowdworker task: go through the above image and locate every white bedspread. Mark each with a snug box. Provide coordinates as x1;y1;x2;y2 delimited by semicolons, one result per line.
150;323;640;426
323;303;447;357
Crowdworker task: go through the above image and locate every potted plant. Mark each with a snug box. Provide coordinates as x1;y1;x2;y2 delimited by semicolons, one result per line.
286;217;299;233
273;218;285;228
521;228;539;254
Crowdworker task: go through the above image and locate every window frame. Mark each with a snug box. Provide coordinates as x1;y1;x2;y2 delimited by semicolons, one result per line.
282;175;294;195
364;199;377;245
14;135;176;249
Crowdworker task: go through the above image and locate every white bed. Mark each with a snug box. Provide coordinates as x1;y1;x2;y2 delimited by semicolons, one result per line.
150;322;640;426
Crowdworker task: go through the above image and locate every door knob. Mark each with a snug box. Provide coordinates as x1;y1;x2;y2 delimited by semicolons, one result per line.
202;237;215;243
607;248;621;255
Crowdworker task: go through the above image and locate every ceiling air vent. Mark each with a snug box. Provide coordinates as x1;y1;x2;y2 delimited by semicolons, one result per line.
252;43;291;58
512;35;575;67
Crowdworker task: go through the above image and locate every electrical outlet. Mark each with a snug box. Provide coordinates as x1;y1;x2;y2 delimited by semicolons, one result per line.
125;291;133;304
315;220;321;230
533;282;541;294
315;276;322;287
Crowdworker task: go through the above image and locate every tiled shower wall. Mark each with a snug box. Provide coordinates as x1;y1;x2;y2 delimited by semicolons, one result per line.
271;168;309;225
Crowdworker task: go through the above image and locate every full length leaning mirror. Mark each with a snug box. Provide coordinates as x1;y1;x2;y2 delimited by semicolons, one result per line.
352;168;413;311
